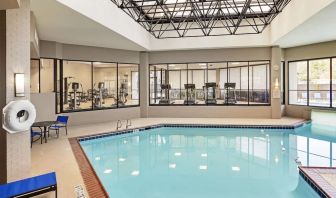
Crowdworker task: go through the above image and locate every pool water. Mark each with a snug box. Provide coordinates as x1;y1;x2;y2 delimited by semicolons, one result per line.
80;125;336;198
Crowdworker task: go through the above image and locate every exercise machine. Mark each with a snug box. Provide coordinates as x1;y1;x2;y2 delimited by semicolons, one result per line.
115;81;129;106
159;84;171;104
204;82;217;104
225;83;237;104
184;84;196;105
68;82;81;110
93;82;105;108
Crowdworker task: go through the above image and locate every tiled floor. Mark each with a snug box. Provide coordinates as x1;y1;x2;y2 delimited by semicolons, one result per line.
31;117;305;198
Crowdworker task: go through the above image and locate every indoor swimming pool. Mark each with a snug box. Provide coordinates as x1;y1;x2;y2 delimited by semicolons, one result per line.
80;124;336;198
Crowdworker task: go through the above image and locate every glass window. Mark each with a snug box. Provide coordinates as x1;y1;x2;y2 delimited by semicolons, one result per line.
93;62;117;109
308;59;330;107
30;59;40;93
40;59;54;93
207;63;225;105
281;61;285;105
332;59;336;108
62;60;92;111
149;64;167;105
249;61;270;105
188;63;206;105
118;64;139;107
289;61;308;105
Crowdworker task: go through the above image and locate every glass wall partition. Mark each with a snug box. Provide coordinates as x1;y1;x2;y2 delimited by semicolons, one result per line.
30;58;55;93
118;64;140;107
92;62;117;109
60;60;139;113
288;61;308;105
149;60;270;106
62;60;93;111
289;57;335;108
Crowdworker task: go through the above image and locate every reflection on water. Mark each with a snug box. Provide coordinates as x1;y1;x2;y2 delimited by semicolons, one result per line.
81;126;329;198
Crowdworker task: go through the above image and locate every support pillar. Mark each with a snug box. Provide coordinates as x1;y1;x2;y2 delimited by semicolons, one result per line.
271;46;282;119
140;52;149;118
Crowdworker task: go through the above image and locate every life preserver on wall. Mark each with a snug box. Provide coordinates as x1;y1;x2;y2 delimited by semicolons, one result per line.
2;100;36;134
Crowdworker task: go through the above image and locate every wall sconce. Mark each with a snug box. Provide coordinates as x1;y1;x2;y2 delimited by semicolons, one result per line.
274;77;279;89
14;73;25;97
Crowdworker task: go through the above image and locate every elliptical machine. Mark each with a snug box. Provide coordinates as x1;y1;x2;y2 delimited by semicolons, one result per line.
68;82;81;110
159;84;171;104
116;82;128;106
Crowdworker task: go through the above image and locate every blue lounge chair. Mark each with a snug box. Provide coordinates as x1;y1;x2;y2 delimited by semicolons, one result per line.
31;127;43;147
0;172;57;198
49;116;69;137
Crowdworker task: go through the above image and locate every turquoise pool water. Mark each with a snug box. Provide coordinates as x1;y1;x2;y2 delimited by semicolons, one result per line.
80;124;336;198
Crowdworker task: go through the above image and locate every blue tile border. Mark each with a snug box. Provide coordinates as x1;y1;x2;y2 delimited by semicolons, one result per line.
77;122;307;142
299;170;329;198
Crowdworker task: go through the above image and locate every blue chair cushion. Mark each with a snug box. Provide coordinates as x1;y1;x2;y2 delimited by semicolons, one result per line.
31;131;41;138
0;172;56;197
49;123;66;130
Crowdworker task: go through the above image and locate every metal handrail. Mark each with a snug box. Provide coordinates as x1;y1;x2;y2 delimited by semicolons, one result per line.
126;120;132;129
116;120;122;130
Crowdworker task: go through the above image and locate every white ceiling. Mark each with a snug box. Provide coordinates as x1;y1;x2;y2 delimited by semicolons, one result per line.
31;0;336;51
30;0;146;51
275;1;336;48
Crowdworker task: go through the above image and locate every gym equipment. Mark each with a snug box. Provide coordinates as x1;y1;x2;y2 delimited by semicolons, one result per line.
204;82;217;104
159;84;171;104
184;84;196;105
68;82;81;110
93;82;105;108
225;83;237;104
114;80;129;106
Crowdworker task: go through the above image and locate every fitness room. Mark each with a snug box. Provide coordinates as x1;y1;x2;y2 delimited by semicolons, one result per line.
1;0;336;198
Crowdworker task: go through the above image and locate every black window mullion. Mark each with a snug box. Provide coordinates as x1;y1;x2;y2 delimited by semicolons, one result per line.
330;58;333;108
248;61;250;106
91;62;94;110
307;60;309;106
117;63;119;108
60;60;64;113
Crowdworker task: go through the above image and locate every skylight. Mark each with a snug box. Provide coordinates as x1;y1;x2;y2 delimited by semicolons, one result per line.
111;0;291;38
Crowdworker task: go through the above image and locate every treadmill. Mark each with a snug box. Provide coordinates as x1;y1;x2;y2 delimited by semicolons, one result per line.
225;83;237;104
159;84;171;104
184;84;196;105
205;82;217;104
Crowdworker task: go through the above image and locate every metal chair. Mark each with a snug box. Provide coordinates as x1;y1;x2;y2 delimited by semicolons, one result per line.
31;127;43;147
49;116;69;137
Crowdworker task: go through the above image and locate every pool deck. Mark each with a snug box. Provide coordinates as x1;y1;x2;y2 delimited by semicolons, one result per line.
31;117;306;198
299;167;336;198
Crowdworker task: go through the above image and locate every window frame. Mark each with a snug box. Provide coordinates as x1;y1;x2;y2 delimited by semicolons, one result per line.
288;56;335;108
148;60;271;107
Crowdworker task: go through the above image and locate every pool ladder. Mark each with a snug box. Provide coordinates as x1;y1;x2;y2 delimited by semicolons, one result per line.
116;120;132;130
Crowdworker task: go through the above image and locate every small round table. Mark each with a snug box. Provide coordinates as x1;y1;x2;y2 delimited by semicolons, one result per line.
32;121;59;143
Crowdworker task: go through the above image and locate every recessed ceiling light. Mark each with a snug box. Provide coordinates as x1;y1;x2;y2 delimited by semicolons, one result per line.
169;164;176;169
174;152;182;156
201;66;207;69
199;63;206;66
199;165;207;170
232;166;240;171
104;169;112;174
232;62;240;65
131;170;140;176
169;64;176;67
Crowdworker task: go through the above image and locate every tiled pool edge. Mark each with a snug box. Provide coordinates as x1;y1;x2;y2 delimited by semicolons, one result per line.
299;166;336;198
70;121;307;198
69;138;109;198
77;122;307;142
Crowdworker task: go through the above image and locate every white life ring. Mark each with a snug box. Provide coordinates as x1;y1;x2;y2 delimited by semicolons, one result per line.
2;100;36;134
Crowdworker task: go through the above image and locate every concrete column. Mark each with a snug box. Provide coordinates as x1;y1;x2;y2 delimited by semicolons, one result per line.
0;0;31;183
271;46;282;119
140;52;149;118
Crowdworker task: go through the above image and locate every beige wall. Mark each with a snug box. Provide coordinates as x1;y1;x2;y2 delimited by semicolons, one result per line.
149;47;271;63
284;40;336;119
31;93;140;126
148;106;272;118
4;0;30;182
